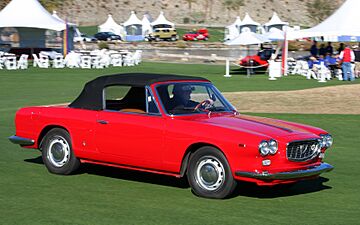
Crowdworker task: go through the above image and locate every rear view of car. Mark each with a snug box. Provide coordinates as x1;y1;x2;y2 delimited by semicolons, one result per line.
94;32;122;41
145;28;178;41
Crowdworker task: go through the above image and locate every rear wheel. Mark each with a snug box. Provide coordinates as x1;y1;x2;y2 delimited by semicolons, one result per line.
187;146;237;199
42;128;80;175
171;36;177;41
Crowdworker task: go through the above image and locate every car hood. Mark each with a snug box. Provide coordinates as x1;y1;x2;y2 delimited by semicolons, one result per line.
190;113;320;139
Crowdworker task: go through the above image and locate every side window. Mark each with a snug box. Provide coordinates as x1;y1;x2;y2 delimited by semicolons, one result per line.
146;88;160;114
104;85;146;113
104;86;131;110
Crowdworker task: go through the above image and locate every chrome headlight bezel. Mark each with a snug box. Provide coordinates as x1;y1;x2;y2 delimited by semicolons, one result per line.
259;140;270;156
320;134;333;148
268;139;278;155
259;139;278;156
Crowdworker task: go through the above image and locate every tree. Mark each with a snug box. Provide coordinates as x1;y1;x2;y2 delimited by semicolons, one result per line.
306;0;339;24
184;0;197;12
223;0;244;19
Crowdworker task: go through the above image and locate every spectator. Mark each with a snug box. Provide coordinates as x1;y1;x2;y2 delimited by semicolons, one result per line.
337;43;345;53
319;43;327;56
339;45;355;81
326;42;333;55
310;41;318;57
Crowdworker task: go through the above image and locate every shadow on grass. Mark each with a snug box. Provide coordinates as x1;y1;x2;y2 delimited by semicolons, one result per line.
25;156;332;198
232;177;332;199
230;68;267;75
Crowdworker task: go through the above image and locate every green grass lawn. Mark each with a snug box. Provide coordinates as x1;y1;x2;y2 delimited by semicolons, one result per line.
0;62;359;224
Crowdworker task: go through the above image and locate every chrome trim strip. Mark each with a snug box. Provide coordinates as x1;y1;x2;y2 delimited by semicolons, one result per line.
235;163;334;180
8;135;35;146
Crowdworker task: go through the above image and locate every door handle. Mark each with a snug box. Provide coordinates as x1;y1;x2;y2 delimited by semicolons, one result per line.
97;120;108;124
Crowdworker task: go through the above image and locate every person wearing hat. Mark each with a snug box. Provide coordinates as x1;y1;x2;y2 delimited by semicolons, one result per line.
168;84;198;111
339;45;355;81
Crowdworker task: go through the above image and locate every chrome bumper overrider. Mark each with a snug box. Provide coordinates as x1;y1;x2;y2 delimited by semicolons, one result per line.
8;135;35;146
235;163;334;180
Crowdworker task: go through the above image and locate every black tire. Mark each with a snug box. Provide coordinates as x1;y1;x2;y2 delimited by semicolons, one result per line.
171;36;177;41
155;36;161;42
41;128;80;175
187;146;237;199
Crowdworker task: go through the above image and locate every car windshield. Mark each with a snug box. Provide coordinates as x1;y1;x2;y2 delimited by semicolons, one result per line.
156;82;236;115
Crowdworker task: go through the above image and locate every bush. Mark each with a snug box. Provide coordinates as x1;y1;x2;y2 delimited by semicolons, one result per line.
98;41;109;49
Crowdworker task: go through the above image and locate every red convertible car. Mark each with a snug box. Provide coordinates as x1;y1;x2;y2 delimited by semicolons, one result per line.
9;73;334;199
182;28;209;41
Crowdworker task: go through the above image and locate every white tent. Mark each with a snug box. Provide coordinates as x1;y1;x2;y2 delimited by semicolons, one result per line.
151;11;174;29
98;14;124;36
0;0;65;31
0;0;68;48
123;11;142;36
224;31;269;46
264;12;288;31
52;11;76;26
225;16;242;41
295;0;360;38
142;15;152;36
239;13;260;33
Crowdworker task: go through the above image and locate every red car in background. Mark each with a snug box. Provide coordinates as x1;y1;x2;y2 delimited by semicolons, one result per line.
183;28;209;41
240;48;278;68
9;73;334;199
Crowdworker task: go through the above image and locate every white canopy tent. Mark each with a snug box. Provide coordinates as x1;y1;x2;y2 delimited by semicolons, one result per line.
123;11;143;37
151;11;175;29
225;16;242;41
142;15;152;36
239;13;260;33
98;14;124;36
264;12;288;31
294;0;360;39
0;0;70;49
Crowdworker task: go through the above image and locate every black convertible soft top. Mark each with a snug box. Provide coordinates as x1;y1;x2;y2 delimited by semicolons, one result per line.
69;73;209;110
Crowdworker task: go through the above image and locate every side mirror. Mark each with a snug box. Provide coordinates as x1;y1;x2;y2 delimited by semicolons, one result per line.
211;94;217;102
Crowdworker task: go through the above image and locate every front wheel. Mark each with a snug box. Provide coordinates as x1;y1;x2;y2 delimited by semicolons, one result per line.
42;128;80;175
187;146;237;199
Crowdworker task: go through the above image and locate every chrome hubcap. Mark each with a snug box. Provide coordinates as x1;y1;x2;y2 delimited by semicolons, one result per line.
47;136;70;167
195;157;225;191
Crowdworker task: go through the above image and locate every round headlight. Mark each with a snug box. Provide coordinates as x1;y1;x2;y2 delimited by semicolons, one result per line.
324;134;333;148
259;140;270;156
320;134;333;148
268;139;278;155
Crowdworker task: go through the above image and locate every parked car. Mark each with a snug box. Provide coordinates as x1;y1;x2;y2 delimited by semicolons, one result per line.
9;73;334;199
94;32;121;41
74;33;97;42
145;28;178;41
240;48;280;68
183;28;209;41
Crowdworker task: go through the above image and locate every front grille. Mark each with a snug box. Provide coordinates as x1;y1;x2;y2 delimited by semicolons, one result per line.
287;139;321;162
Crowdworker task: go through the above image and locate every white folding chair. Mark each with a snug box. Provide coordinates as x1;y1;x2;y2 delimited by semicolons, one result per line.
17;54;29;69
91;55;104;69
133;50;142;65
53;55;65;68
38;53;49;68
64;52;80;68
80;55;92;69
5;56;17;70
32;54;40;67
123;53;135;66
111;54;123;67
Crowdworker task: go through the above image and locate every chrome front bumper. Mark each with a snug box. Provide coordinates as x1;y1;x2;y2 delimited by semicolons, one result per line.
235;163;334;180
8;135;35;146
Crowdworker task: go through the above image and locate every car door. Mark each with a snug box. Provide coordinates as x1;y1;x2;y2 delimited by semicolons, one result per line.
94;85;165;170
